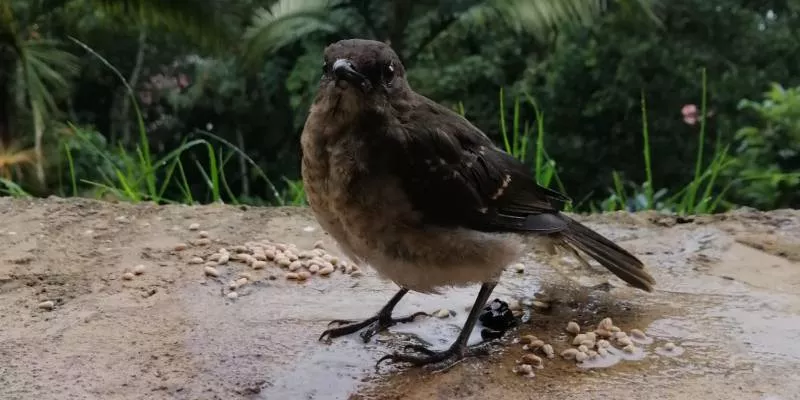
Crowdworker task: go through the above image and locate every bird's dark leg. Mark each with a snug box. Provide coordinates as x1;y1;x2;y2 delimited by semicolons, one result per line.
319;287;428;343
376;282;500;371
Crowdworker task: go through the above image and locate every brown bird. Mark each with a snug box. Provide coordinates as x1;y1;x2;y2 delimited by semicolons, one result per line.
300;38;655;369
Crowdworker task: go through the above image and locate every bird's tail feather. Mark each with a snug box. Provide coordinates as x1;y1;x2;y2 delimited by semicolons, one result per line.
550;215;655;292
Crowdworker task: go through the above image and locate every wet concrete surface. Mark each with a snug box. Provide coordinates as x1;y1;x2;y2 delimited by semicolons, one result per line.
1;198;798;400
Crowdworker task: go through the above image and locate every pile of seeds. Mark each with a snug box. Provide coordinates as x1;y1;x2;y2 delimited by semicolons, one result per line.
173;223;362;295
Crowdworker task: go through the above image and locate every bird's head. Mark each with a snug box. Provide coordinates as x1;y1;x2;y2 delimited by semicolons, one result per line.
315;39;409;114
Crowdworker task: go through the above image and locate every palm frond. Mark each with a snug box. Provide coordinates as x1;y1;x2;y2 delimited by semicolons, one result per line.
241;0;344;68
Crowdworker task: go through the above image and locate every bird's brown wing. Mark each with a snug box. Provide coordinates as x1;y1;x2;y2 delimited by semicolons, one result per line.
384;95;571;234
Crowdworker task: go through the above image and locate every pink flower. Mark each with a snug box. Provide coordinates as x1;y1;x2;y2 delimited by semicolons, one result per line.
681;104;698;125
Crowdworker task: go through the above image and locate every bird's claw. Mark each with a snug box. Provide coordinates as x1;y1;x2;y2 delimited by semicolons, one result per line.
318;311;428;343
376;341;497;372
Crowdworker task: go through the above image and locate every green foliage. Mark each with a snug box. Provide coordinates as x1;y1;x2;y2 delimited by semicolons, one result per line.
726;83;800;209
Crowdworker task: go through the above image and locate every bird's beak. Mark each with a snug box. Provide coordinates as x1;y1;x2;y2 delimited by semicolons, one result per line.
332;59;371;91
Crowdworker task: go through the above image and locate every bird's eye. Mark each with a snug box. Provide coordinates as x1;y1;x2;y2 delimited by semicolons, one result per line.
322;61;330;74
384;63;395;80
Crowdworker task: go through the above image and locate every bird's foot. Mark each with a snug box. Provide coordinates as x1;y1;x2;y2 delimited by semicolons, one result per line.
376;341;501;372
319;311;428;343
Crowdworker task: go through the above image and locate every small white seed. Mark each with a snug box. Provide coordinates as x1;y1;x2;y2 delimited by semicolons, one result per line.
519;335;538;345
560;348;579;360
585;332;597;342
133;264;146;275
238;272;252;280
236;277;248;287
575;351;588;362
226;291;238;299
541;344;555;359
572;334;588;345
208;253;221;261
308;264;320;274
287;261;301;271
313;240;325;249
435;309;450;318
580;340;595;348
251;260;267;270
38;300;55;310
312;248;326;257
521;354;542;366
610;326;621;333
664;342;676;351
587;350;598;359
174;243;188;251
274;243;288;251
189;256;204;264
595;328;612;338
285;251;298;262
217;254;230;265
203;266;219;277
598;347;609;357
122;272;135;280
630;329;647;340
614;331;628;340
351;270;364;277
297;271;311;281
617;337;633;347
286;272;299;280
198;230;210;238
623;344;636;353
194;238;211;246
512;263;525;273
598;317;614;331
597;339;611;349
319;265;335;276
265;249;276;260
566;321;580;334
253;252;267;261
577;345;589;353
228;280;238;290
514;363;534;375
188;223;200;230
232;245;248;253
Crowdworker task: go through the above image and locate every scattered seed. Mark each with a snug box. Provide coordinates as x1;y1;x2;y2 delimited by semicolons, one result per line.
664;342;676;351
541;344;555;359
194;238;212;246
577;345;589;353
598;348;609;357
614;331;628;340
286;272;299;280
630;329;647;340
208;253;221;261
319;264;335;276
265;249;276;260
204;266;220;277
521;354;542;366
595;328;612;338
435;309;450;318
585;332;597;342
587;350;598;359
174;243;188;251
38;300;55;310
189;257;204;264
122;272;135;280
188;223;200;230
575;351;588;362
133;264;146;275
238;272;253;280
512;263;525;273
252;261;268;270
566;321;580;334
531;300;551;310
520;335;538;345
580;339;595;348
228;280;238;290
198;230;210;238
598;317;614;331
617;337;633;347
312;248;326;257
527;339;545;350
236;277;248;287
285;251;298;262
253;252;267;261
623;344;636;353
314;240;325;249
514;363;534;376
572;334;588;345
308;264;320;274
610;326;621;333
297;271;311;280
328;256;339;265
597;339;611;349
351;270;364;277
344;264;354;274
277;256;291;268
560;348;579;360
232;245;248;253
217;253;230;265
226;292;239;300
